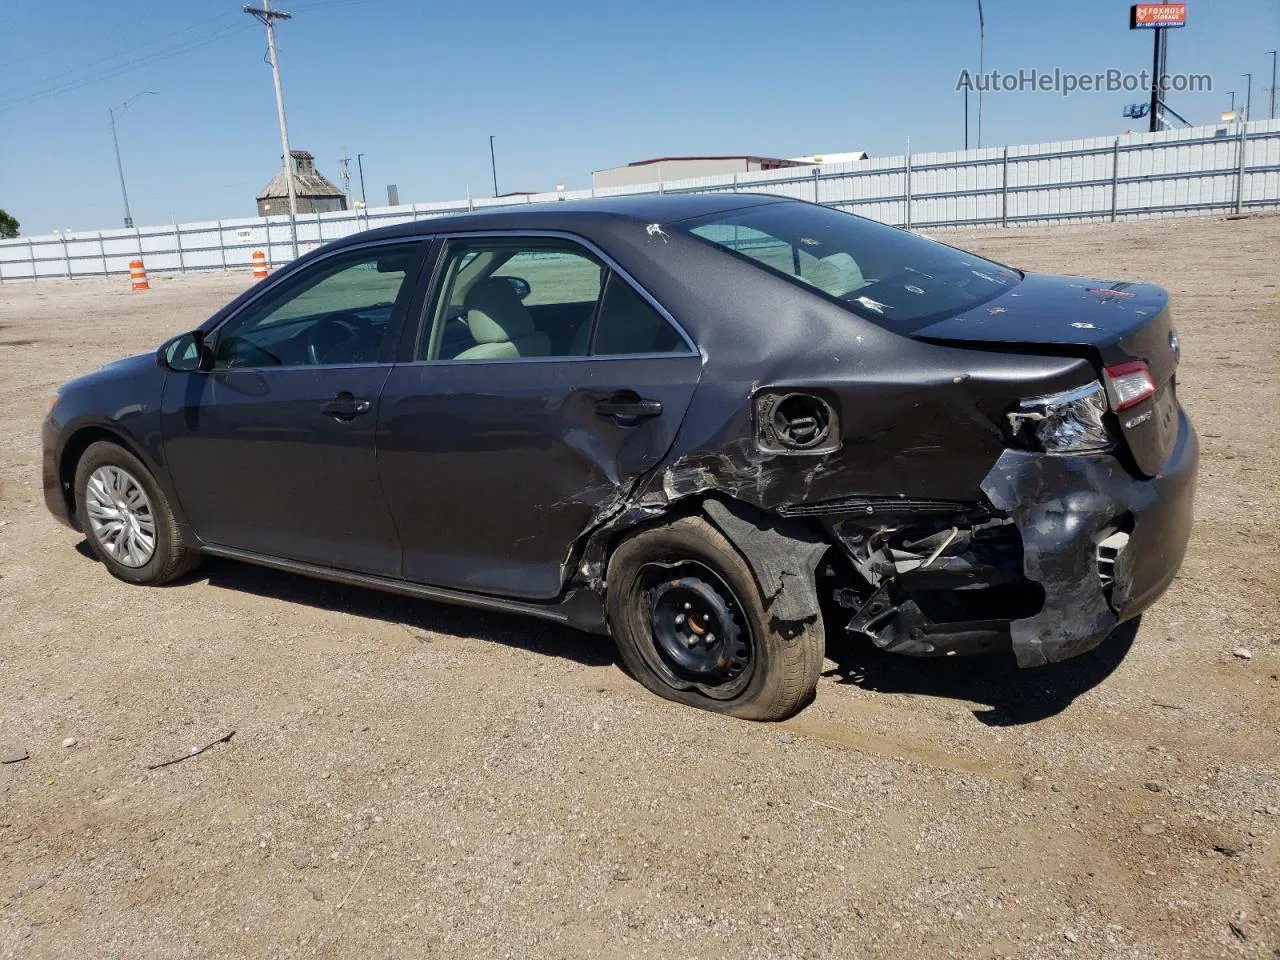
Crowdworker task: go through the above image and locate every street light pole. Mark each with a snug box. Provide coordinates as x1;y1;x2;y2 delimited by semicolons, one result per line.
489;135;499;196
1267;50;1277;120
244;0;298;258
976;0;985;148
356;153;368;208
109;108;132;229
1243;72;1252;121
108;91;157;229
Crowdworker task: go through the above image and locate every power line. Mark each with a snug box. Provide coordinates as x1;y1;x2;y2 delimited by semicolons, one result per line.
0;22;249;111
0;22;252;114
2;10;239;96
0;0;382;113
289;0;387;12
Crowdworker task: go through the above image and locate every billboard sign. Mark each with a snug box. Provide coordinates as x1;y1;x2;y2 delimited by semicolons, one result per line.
1130;3;1187;28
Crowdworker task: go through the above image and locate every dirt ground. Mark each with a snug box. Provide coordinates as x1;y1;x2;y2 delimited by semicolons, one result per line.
1;213;1277;960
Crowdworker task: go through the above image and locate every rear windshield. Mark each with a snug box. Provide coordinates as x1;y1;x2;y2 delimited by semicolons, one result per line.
681;202;1020;332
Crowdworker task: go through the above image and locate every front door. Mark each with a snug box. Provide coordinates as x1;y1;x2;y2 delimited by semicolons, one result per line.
161;240;428;576
377;235;703;599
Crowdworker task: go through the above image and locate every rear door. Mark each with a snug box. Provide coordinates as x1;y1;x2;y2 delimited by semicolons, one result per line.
161;239;429;575
377;233;703;599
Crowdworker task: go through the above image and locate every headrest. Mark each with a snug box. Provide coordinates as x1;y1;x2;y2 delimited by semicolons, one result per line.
465;278;535;344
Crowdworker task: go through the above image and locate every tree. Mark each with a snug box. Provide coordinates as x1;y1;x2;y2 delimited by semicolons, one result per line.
0;209;18;239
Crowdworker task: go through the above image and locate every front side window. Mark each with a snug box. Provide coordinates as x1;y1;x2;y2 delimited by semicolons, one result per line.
419;237;690;361
213;242;422;369
683;203;1020;333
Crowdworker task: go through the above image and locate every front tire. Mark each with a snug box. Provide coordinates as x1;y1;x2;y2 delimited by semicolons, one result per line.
606;516;824;721
74;441;198;586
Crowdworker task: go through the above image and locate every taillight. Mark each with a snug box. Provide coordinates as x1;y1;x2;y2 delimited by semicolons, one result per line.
1104;360;1156;411
1006;381;1114;454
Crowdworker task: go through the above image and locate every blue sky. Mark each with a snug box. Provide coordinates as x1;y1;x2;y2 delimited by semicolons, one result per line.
2;0;1277;232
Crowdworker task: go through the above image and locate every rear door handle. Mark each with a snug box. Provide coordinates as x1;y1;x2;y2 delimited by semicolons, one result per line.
321;392;372;422
594;392;663;423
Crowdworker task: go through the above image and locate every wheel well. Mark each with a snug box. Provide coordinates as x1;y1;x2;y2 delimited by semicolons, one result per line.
58;427;137;521
600;494;834;588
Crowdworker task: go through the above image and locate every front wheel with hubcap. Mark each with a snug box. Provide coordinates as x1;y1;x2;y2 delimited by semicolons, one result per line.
74;441;198;586
607;515;824;721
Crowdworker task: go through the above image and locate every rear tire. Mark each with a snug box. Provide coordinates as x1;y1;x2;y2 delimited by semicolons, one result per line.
74;441;198;586
606;516;823;721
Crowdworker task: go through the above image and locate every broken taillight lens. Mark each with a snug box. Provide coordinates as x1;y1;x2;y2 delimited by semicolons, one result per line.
1006;381;1114;454
1104;360;1156;411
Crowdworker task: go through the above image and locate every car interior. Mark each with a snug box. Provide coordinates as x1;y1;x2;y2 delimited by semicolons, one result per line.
213;239;691;370
213;248;419;369
426;243;689;360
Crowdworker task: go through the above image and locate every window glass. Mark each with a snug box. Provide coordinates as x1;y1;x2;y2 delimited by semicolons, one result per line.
593;273;692;356
214;243;420;368
421;240;604;361
685;203;1020;332
493;250;603;306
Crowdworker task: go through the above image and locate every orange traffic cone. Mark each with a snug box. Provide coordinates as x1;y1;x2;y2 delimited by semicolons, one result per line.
252;250;268;281
129;258;150;292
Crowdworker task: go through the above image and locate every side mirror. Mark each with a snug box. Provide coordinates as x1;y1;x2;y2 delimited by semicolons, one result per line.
158;331;208;372
500;276;531;301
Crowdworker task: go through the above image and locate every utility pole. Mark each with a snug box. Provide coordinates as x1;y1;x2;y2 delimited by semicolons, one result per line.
489;135;499;196
356;153;368;208
1267;51;1277;120
244;0;298;259
1243;72;1252;121
338;147;353;208
107;91;157;229
976;0;985;148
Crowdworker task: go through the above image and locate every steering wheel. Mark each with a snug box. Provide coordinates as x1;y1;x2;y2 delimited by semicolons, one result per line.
306;314;364;365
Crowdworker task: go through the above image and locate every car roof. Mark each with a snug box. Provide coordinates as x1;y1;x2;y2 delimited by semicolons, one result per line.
334;192;789;246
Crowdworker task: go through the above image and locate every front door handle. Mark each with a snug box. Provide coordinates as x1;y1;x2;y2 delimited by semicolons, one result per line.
594;391;663;423
321;392;372;422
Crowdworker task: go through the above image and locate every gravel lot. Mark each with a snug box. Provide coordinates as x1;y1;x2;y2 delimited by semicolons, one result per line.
1;213;1277;959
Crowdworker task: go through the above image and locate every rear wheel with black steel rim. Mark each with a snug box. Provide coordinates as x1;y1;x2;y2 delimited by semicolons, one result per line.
606;516;824;721
74;441;198;586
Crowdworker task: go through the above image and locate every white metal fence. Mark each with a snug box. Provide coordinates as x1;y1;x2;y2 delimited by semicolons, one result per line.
3;119;1278;282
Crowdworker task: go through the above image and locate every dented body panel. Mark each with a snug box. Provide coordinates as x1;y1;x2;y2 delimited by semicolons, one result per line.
377;352;703;599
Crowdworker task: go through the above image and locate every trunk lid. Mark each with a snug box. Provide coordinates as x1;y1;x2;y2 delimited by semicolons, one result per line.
913;272;1180;476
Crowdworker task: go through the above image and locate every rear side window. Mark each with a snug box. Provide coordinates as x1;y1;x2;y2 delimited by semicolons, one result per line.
420;239;604;360
683;203;1020;332
593;273;692;356
419;236;692;361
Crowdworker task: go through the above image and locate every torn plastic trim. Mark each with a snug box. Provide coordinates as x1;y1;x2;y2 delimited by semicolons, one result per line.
700;498;828;628
979;451;1126;666
978;422;1197;669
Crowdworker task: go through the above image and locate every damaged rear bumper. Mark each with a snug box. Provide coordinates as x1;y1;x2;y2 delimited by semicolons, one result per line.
981;407;1197;667
830;408;1197;668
